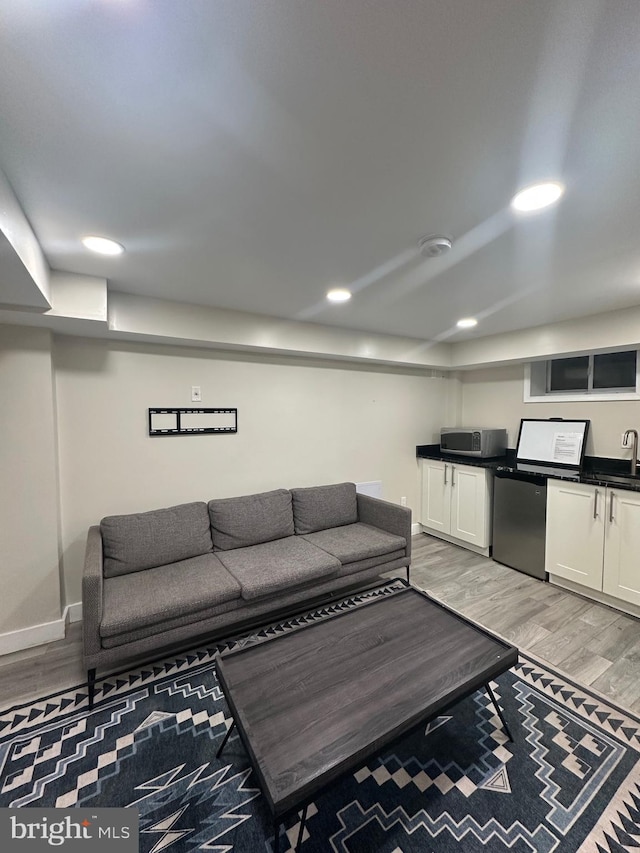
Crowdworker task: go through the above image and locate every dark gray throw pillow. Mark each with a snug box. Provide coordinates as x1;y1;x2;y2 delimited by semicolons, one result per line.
101;501;213;578
290;482;358;534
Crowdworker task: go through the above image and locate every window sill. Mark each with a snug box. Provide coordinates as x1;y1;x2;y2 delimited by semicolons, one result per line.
524;389;640;403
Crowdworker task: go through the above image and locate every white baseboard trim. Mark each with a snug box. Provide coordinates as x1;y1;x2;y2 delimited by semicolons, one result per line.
0;601;84;658
0;616;66;657
549;575;640;619
417;525;491;557
411;522;422;535
65;601;83;624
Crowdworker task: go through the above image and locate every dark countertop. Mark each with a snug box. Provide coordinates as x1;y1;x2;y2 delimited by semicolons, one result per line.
416;444;640;492
416;444;514;470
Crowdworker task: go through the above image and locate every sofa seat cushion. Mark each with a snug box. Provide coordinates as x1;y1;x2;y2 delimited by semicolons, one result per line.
101;553;241;638
338;549;407;577
208;489;294;550
101;502;213;578
101;597;242;649
291;482;358;534
302;522;406;564
217;536;340;601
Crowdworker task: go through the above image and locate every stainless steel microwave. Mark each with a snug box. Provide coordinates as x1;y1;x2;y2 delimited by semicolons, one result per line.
440;427;507;458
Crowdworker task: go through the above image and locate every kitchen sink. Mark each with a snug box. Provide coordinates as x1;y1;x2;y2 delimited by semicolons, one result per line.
587;471;640;487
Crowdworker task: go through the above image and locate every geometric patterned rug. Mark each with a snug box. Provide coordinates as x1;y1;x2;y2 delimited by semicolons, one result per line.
1;581;639;852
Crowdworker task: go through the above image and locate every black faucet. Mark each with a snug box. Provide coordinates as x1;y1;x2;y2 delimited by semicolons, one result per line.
624;429;638;475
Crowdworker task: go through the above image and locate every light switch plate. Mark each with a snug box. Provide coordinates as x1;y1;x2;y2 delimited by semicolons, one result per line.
191;386;202;402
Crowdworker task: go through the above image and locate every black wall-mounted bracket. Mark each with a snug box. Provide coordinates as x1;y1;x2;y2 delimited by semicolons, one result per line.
148;407;238;436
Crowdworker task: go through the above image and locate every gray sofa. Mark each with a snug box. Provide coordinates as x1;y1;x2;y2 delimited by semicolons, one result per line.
83;482;411;706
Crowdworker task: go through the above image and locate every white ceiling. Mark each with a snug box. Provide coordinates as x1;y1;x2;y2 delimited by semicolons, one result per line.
0;0;639;344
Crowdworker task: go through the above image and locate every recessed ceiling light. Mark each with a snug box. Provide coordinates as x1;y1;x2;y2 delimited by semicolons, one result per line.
81;235;125;255
510;181;565;213
456;317;478;329
326;288;352;303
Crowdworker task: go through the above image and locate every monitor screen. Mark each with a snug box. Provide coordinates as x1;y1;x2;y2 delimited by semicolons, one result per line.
516;419;590;468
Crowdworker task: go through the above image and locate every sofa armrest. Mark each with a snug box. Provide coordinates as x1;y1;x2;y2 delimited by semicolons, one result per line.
82;525;104;660
356;494;412;563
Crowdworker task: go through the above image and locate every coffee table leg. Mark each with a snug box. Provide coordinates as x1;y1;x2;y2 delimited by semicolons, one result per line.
273;820;280;853
295;805;309;852
215;720;236;758
485;682;514;742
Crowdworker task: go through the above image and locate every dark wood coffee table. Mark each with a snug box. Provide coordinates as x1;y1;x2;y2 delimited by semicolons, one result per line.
215;582;518;852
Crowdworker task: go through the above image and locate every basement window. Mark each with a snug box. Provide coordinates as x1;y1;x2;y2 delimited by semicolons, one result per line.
525;349;640;402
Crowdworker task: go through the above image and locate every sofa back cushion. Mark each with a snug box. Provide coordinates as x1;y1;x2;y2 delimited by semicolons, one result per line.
101;502;213;578
291;482;358;534
208;489;294;550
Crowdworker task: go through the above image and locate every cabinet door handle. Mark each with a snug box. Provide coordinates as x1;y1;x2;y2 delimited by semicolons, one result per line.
609;491;615;523
443;464;447;485
451;466;455;487
593;488;599;518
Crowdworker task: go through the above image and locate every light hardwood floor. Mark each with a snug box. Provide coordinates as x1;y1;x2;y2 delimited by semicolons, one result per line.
408;533;640;714
1;533;640;714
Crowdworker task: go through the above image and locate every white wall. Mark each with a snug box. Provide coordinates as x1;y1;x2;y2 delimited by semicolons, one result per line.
452;304;640;369
54;336;450;605
7;319;640;652
4;311;640;655
0;168;51;310
460;363;640;458
108;291;452;369
0;326;61;644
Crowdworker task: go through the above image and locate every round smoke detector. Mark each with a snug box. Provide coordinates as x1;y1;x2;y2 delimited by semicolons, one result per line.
418;234;452;258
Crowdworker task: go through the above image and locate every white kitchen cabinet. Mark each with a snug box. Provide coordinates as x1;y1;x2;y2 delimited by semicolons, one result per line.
546;478;640;609
420;459;492;553
545;480;605;590
420;459;451;535
602;488;640;607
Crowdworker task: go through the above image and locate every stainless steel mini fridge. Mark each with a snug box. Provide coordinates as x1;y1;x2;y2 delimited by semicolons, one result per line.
491;417;590;581
492;471;547;580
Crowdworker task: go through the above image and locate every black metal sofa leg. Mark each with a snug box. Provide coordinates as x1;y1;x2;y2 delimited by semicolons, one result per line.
87;668;96;710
